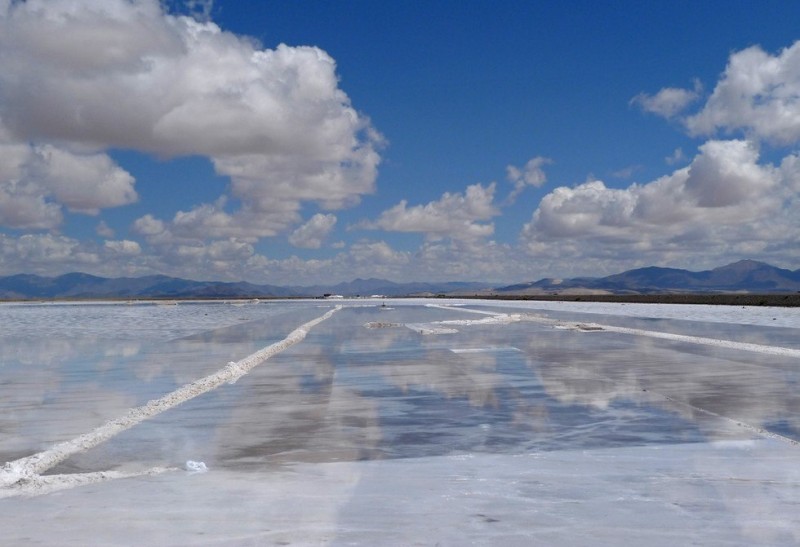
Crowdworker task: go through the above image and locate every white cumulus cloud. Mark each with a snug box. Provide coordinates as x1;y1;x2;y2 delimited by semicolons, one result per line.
0;233;98;274
521;139;794;272
289;213;337;249
96;221;115;238
506;156;552;202
631;80;701;118
686;41;800;144
363;183;498;241
665;147;686;165
0;0;381;239
132;214;165;236
25;144;137;214
104;239;142;255
683;140;777;208
0;123;137;228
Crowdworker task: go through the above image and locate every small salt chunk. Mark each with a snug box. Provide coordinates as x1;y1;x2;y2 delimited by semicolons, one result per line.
185;460;208;473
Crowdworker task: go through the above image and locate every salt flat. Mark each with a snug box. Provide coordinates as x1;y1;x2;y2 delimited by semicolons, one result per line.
1;299;799;545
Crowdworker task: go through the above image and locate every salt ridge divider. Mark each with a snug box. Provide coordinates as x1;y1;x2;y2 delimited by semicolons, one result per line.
425;303;800;358
575;322;800;359
1;305;342;494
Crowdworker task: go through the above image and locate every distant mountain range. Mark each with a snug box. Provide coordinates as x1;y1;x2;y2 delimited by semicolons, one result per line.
0;272;488;299
495;260;800;295
0;260;798;300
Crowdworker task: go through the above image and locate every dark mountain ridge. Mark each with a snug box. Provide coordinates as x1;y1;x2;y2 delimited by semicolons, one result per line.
0;273;489;299
496;260;800;294
1;260;798;300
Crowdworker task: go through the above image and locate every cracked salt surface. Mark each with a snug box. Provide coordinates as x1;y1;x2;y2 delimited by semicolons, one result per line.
2;299;800;545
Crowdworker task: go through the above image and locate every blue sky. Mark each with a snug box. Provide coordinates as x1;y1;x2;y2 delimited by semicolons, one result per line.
1;0;799;284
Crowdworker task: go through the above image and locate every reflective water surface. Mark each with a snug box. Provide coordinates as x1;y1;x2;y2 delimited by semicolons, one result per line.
1;300;799;545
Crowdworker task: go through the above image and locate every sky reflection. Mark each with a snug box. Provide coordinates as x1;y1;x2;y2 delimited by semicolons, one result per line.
2;300;800;545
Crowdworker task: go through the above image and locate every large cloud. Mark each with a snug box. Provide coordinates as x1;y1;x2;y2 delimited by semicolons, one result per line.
24;144;137;214
362;183;498;241
521;139;796;273
0;0;381;236
0;123;137;228
685;41;800;144
578;40;800;275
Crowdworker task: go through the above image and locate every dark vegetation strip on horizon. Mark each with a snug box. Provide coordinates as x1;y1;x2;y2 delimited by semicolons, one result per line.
1;293;799;307
463;293;800;307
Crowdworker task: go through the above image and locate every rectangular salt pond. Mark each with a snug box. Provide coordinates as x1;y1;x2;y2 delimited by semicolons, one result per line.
1;298;800;545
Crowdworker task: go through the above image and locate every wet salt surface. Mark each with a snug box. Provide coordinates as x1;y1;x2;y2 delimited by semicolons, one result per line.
2;299;800;545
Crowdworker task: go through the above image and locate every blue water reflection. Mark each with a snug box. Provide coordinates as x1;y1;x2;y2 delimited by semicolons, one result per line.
3;300;800;545
5;301;800;472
